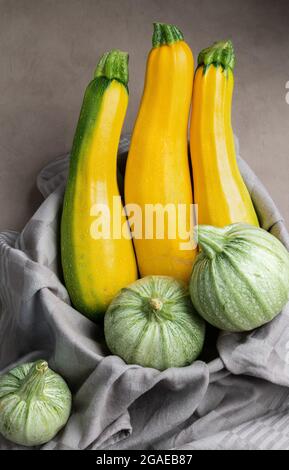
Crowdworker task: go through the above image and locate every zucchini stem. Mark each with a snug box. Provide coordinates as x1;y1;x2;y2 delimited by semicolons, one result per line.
198;39;235;72
152;23;184;47
94;49;129;87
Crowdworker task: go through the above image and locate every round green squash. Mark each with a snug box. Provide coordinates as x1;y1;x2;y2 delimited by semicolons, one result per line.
0;360;72;447
190;224;289;332
104;276;205;370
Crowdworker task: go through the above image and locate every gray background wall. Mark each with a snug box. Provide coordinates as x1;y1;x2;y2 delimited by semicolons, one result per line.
0;0;288;230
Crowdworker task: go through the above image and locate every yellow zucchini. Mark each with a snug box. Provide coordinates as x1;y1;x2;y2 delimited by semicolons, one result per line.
125;23;196;283
190;40;259;227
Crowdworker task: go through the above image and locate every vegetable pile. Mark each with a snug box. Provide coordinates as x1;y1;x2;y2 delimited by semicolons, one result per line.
60;21;289;369
1;22;289;447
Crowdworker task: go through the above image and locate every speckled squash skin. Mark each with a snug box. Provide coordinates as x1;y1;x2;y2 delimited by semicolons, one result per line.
190;224;289;332
104;275;205;370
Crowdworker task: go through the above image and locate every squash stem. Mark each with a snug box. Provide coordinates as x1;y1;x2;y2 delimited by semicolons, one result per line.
18;360;48;401
149;298;163;311
152;23;184;48
198;39;235;72
146;298;175;321
196;225;226;259
94;49;129;87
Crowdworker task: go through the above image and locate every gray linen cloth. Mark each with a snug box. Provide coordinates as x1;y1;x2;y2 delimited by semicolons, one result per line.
1;135;289;450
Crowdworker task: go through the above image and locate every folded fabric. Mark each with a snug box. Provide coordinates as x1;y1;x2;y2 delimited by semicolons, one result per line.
0;135;289;450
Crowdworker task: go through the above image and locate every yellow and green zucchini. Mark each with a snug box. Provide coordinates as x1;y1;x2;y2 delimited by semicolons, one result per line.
61;50;137;321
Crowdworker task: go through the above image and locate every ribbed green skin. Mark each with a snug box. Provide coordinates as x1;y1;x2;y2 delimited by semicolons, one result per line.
104;276;205;370
190;224;289;332
198;40;235;74
152;23;184;47
0;361;72;447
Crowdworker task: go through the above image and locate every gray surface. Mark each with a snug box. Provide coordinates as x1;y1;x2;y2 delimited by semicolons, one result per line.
0;0;289;231
1;136;289;450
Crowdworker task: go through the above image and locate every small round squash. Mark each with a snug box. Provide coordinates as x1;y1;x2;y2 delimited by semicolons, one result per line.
0;361;71;446
190;224;289;332
104;276;205;370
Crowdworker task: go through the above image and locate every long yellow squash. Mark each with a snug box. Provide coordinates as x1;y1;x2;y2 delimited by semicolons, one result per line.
125;23;196;283
61;50;137;321
190;40;259;227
